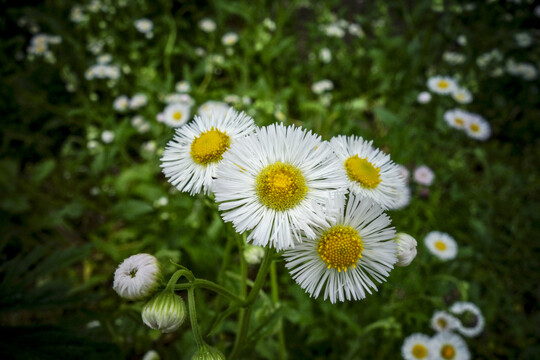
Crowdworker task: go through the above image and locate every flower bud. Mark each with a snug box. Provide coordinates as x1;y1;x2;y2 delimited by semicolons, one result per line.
395;232;417;267
191;344;226;360
244;245;265;265
113;254;161;300
142;290;187;333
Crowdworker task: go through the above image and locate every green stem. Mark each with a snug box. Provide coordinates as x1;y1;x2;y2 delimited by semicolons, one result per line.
271;261;287;360
188;287;205;349
166;269;195;292
175;279;246;305
229;247;274;359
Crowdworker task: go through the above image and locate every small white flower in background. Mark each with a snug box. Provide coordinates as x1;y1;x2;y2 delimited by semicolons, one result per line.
431;310;460;333
515;32;532;47
311;79;334;94
263;18;276;31
165;93;194;106
319;47;332;63
197;100;231;118
129;93;148;110
158;102;191;128
142;141;157;154
154;196;168;208
401;333;432;360
427;76;457;95
86;320;101;329
417;91;432;104
175;81;191;93
444;109;472;130
274;109;286;121
222;32;239;46
87;140;99;150
450;301;485;338
113;95;129;112
457;34;467;46
242;96;252;105
452;87;473;104
199;18;216;33
131;115;151;133
88;0;102;13
244;245;265;265
397;165;410;182
97;53;112;64
507;59;538;81
394;233;417;267
142;291;187;333
464;114;491;141
443;51;466;65
224;94;241;104
101;130;115;144
135;18;153;36
142;350;160;360
27;34;61;57
389;185;411;210
348;23;364;37
194;47;206;57
113;254;161;301
322;24;345;38
413;165;434;186
429;332;470;360
69;5;87;23
424;231;458;261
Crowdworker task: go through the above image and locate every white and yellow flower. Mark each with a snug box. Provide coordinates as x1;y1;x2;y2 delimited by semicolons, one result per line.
213;124;347;250
413;165;434;186
431;310;460;332
161;108;255;195
330;135;404;209
450;302;485;338
222;32;239;46
430;332;470;360
451;87;473;104
427;76;457;95
198;100;231;119
158;102;192;128
424;231;457;260
443;109;471;130
283;193;397;303
401;333;432;360
464;115;491;141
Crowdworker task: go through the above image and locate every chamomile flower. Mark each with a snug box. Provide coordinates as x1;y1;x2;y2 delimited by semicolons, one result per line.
130;93;148;110
222;32;239;46
113;254;161;301
427;76;457;95
175;81;191;93
401;333;433;360
417;91;432;104
135;18;153;35
443;109;471;130
213;124;347;250
413;165;434;186
283;193;396;303
431;310;460;332
450;302;485;337
113;95;129;112
199;18;216;33
430;332;470;360
465;115;491;141
198;100;231;119
330;135;404;209
424;231;457;260
158;102;191;128
452;87;473;104
161;108;255;195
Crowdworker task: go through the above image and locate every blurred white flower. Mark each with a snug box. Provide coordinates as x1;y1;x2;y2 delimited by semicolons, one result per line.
194;47;206;57
158;102;191;128
457;34;467;46
244;245;265;265
401;333;432;360
427;76;457;95
165;93;194;106
142;141;157;154
197;100;231;118
263;18;276;31
515;32;532;47
130;93;148;110
322;24;345;38
274;110;286;121
348;23;364;37
101;130;115;144
450;302;485;338
413;165;434;186
443;51;466;65
424;231;458;261
175;81;191;93
199;18;216;32
430;332;470;360
311;79;334;94
224;94;241;104
70;6;87;23
452;87;473;104
97;54;112;64
444;109;472;130
142;350;160;360
113;95;129;112
135;18;153;34
464;114;491;141
319;48;332;63
417;91;432;104
431;310;460;333
222;32;239;46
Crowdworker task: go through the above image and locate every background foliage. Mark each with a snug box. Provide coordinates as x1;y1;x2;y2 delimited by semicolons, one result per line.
1;0;539;359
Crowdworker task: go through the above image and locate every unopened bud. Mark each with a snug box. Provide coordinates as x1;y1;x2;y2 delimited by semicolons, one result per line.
191;344;226;360
142;291;187;333
395;232;417;267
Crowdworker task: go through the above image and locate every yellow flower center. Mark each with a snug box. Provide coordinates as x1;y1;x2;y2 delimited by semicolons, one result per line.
255;162;307;211
470;123;480;132
438;80;449;89
190;127;231;165
411;344;428;359
437;318;447;329
441;344;456;359
317;225;363;272
173;111;183;121
345;155;382;189
456;93;465;100
434;240;447;251
455;118;464;126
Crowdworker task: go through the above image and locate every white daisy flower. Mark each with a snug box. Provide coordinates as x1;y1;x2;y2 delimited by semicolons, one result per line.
283;193;397;303
70;6;87;23
443;109;474;130
130;93;148;110
113;254;161;301
97;53;112;64
142;350;160;360
389;185;411;210
397;165;410;182
427;76;457;95
113;95;129;112
198;100;231;118
443;51;466;65
135;18;153;34
311;79;334;94
464;115;490;141
222;32;239;46
101;130;115;144
322;24;345;38
413;165;434;186
213;124;348;250
450;302;485;337
158;102;191;128
161;108;255;195
431;310;460;332
165;93;194;106
395;232;417;267
175;81;191;93
424;231;458;260
401;333;432;360
417;91;432;104
330;135;404;209
319;48;332;63
451;88;473;104
430;332;470;360
199;18;216;33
